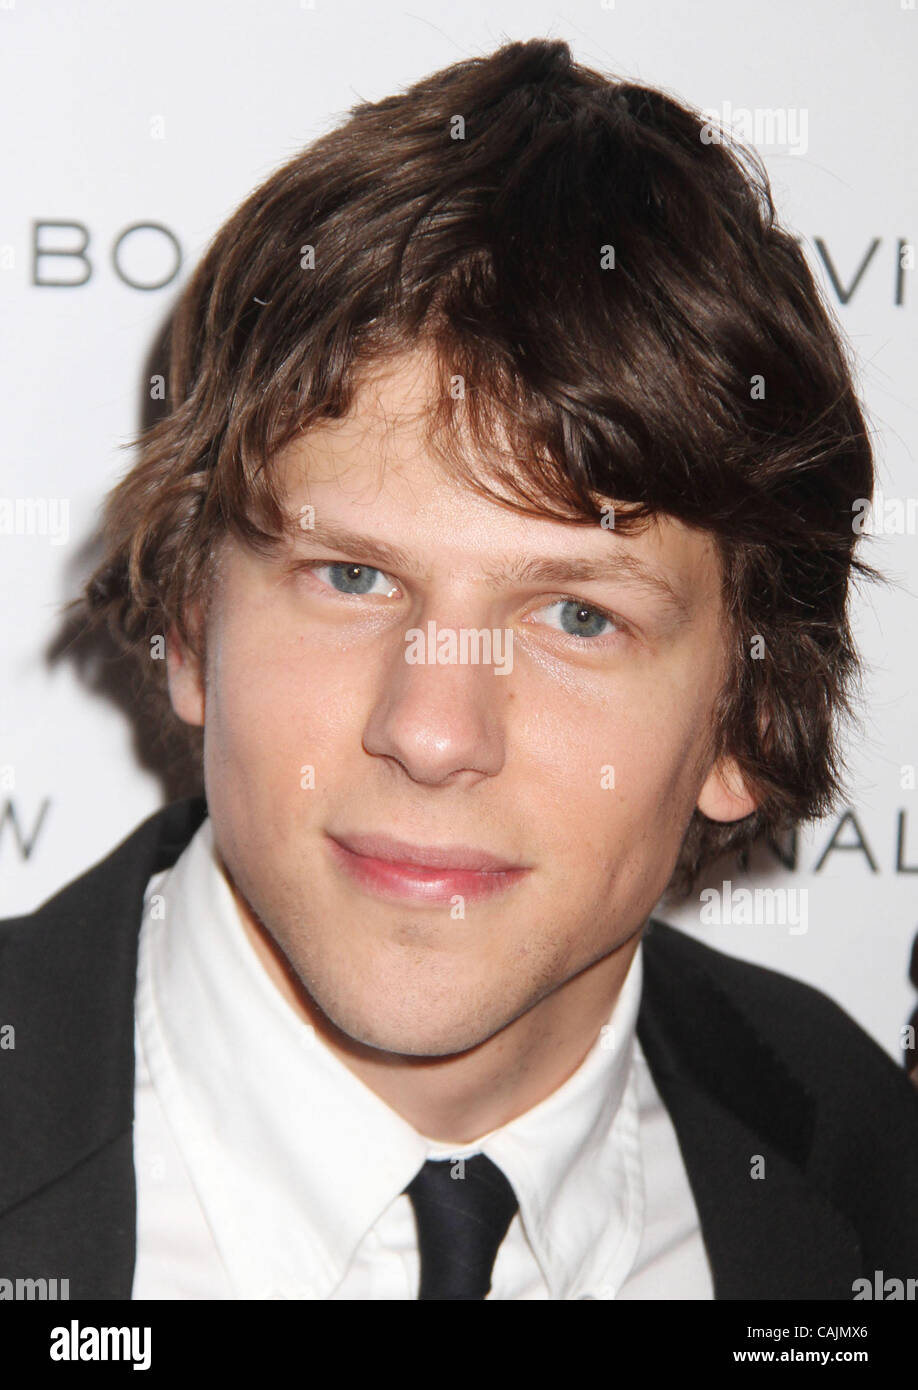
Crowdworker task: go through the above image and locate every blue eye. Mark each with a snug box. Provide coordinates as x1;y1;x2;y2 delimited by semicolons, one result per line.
315;563;394;596
539;598;621;641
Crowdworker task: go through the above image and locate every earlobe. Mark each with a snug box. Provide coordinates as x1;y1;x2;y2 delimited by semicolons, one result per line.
165;618;206;727
696;755;758;823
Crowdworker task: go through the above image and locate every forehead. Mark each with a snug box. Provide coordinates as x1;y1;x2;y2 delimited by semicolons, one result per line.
272;350;723;600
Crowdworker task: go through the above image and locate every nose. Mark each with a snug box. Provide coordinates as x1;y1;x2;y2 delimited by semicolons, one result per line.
361;618;510;786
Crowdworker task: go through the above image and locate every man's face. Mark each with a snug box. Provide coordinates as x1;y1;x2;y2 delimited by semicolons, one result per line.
168;350;753;1058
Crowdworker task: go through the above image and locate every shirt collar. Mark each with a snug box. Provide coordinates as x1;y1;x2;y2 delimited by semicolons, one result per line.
137;814;644;1299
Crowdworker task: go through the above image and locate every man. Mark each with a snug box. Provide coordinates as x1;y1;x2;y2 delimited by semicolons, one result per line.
3;37;917;1301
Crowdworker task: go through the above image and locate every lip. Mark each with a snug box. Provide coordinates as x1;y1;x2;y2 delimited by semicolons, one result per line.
325;831;531;905
330;830;522;872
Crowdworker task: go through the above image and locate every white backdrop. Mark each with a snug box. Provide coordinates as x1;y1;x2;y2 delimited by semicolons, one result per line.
1;0;916;1064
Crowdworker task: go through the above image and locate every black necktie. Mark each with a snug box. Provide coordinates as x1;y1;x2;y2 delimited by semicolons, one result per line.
404;1153;519;1300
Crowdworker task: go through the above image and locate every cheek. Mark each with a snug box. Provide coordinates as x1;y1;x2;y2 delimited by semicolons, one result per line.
531;683;710;873
203;611;369;802
207;629;274;750
202;612;301;808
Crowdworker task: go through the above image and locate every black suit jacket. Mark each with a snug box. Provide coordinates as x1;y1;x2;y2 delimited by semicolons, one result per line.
2;795;918;1300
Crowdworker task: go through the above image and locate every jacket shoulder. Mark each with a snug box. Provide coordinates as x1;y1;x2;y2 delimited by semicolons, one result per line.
0;795;208;1078
0;796;208;1218
643;915;911;1083
0;795;208;941
641;918;918;1290
642;916;918;1181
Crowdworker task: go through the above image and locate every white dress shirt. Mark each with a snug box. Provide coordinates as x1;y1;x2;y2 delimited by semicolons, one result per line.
130;816;714;1300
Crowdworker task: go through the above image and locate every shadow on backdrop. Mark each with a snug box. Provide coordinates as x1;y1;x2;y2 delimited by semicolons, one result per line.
44;305;204;805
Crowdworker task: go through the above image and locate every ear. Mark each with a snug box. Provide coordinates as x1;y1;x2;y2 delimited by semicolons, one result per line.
695;754;758;823
165;609;205;727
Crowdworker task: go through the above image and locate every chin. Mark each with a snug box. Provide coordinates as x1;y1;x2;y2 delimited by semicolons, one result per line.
321;991;503;1060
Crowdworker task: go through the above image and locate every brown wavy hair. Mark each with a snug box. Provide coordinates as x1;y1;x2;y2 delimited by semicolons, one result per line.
79;38;877;897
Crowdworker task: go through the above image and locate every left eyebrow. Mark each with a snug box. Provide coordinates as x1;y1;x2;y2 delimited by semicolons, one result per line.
289;519;693;620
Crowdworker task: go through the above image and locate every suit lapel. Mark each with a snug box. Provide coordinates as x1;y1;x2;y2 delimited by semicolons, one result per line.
637;918;863;1298
0;796;208;1298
